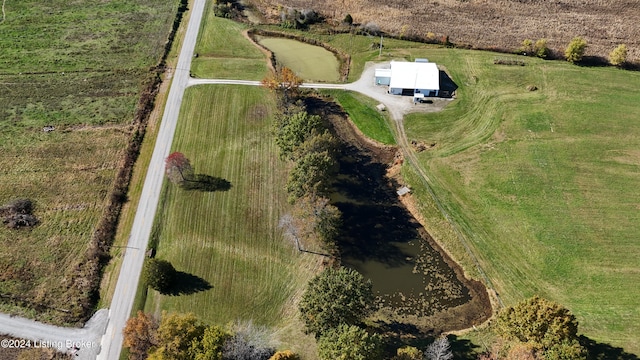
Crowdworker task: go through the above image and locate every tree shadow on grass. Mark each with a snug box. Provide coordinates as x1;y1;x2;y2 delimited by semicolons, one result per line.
580;336;639;360
448;334;482;360
182;174;232;192
164;271;212;296
373;321;481;360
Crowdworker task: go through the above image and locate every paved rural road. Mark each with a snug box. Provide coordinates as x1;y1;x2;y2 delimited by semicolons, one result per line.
96;0;206;359
0;13;449;359
0;1;204;358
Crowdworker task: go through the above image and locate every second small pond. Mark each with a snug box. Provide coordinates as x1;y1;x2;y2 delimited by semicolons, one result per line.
258;37;340;82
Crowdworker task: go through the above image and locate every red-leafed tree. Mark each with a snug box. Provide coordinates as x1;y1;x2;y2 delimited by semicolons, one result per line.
165;152;193;185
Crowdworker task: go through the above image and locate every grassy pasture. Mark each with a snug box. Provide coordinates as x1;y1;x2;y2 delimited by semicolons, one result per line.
0;0;180;322
145;85;323;357
191;8;267;80
322;90;396;145
402;50;640;353
258;37;340;82
273;31;640;353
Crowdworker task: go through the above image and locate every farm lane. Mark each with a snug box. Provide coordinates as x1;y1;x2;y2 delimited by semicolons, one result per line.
97;0;206;359
188;62;417;122
187;77;348;90
0;310;107;360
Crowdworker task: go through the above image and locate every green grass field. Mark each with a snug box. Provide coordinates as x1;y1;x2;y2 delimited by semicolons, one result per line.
190;6;268;80
402;50;640;353
322;90;396;145
0;0;179;322
270;31;640;354
258;37;340;82
144;85;323;357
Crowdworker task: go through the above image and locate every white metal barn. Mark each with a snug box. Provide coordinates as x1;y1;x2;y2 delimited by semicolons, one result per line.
375;60;441;99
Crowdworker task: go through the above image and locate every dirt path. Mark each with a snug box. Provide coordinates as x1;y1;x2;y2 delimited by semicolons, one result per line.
0;0;6;24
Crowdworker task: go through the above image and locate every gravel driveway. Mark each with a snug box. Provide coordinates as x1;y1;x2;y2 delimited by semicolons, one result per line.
345;61;453;122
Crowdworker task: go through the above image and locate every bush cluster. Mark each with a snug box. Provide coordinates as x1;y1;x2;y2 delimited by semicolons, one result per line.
213;0;243;19
0;198;39;229
520;38;550;59
279;7;321;29
124;312;286;360
494;58;526;66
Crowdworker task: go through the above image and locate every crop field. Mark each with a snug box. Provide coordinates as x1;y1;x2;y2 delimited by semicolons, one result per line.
190;7;268;80
402;50;640;353
0;0;180;323
253;0;640;63
144;85;323;357
258;37;340;82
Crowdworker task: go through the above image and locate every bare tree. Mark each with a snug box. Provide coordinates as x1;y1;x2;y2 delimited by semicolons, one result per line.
424;337;453;360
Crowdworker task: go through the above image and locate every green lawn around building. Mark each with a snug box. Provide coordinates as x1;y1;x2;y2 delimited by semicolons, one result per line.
144;85;323;358
403;49;640;353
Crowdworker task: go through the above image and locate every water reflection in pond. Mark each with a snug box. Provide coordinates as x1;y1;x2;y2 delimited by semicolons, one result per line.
332;142;471;321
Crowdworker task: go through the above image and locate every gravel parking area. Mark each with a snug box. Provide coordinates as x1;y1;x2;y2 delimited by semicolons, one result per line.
345;61;453;122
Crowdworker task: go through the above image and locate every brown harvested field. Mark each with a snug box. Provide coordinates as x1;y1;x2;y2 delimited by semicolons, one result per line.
250;0;640;62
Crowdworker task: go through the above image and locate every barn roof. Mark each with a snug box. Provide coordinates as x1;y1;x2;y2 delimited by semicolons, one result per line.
389;61;439;90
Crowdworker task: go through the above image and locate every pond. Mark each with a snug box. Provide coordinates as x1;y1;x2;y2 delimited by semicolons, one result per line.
257;37;340;82
310;97;491;332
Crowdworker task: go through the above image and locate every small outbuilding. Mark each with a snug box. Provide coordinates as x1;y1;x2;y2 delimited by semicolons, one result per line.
374;68;392;85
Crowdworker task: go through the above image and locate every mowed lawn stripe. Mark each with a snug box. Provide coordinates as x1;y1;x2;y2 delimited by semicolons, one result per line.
191;6;267;79
403;48;640;352
146;85;322;355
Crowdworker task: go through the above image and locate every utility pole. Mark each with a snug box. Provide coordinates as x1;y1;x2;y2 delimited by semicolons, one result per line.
379;34;383;57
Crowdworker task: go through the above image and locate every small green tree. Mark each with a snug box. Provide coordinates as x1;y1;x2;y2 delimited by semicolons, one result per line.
534;39;550;59
285;151;336;202
343;14;353;25
317;324;383;360
190;325;230;360
520;39;534;54
609;44;628;66
393;346;422;360
495;296;579;349
564;37;587;63
144;259;176;293
299;267;374;335
296;131;339;161
149;312;206;360
272;111;323;160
